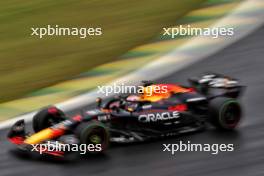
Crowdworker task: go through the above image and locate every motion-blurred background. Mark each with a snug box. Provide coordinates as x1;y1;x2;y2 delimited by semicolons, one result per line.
0;0;247;120
0;0;206;103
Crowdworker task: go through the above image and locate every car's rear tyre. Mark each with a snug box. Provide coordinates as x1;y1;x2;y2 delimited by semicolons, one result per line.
209;97;242;130
33;106;65;132
75;121;110;154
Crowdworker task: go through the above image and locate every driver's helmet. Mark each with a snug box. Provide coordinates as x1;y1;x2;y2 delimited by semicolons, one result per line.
126;95;140;102
125;95;140;112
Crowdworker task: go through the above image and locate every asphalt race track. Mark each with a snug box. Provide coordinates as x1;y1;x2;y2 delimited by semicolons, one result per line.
0;25;264;176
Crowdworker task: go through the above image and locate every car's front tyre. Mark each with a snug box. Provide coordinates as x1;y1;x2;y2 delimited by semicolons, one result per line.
75;121;110;154
33;106;65;132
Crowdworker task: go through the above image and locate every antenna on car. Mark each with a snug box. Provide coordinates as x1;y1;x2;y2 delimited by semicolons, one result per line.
96;97;102;108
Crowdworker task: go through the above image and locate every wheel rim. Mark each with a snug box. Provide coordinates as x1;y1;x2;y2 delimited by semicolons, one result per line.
221;102;241;128
86;127;108;150
89;134;102;144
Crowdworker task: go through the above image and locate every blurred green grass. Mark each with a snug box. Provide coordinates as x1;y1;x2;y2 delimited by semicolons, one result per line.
0;0;205;103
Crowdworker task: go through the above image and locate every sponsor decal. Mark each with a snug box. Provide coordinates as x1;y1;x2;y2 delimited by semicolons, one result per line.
142;105;152;109
97;114;111;121
86;109;101;116
138;111;180;123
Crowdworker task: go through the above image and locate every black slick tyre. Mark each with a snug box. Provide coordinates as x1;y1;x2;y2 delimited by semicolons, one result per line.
75;121;110;154
209;97;242;130
33;106;65;132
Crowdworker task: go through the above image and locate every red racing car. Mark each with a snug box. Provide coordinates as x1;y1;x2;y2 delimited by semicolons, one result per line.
8;73;245;157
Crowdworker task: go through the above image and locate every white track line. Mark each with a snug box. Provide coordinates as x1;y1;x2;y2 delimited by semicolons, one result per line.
0;0;263;129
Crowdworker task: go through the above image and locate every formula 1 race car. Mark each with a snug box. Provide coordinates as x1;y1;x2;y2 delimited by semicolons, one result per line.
8;73;245;157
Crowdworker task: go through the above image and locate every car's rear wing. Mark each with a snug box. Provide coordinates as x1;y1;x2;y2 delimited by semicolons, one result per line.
189;72;246;98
